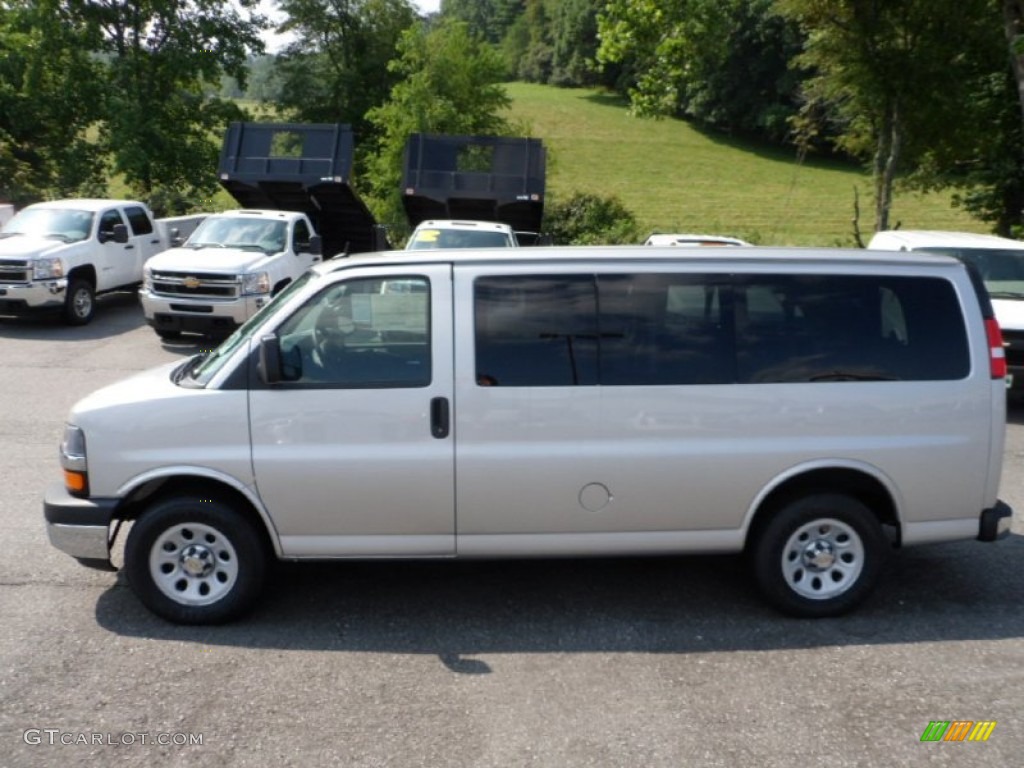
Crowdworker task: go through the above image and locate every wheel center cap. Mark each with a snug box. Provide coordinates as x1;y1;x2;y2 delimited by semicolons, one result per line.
179;544;215;577
802;540;836;571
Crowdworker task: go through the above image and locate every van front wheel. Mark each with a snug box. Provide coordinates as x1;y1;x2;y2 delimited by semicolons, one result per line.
124;497;267;624
752;494;886;618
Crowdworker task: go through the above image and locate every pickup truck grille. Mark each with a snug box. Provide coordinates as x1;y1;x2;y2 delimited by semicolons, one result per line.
150;271;239;299
0;260;30;283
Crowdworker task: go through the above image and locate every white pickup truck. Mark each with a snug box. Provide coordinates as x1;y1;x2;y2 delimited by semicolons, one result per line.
0;199;171;325
139;209;323;339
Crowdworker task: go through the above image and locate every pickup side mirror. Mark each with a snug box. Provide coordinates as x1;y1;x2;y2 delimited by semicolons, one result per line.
99;223;129;244
258;334;283;384
169;227;184;248
299;234;322;256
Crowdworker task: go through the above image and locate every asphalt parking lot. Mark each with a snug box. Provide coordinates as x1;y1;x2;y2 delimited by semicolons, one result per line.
1;292;1022;767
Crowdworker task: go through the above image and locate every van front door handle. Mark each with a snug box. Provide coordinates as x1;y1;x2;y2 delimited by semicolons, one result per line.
430;397;449;439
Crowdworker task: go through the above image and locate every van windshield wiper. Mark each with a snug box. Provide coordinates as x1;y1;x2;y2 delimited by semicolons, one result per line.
808;371;900;382
172;351;210;384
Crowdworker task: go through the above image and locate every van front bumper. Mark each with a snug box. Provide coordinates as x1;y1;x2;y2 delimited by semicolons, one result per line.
979;501;1013;542
43;483;117;570
0;279;67;314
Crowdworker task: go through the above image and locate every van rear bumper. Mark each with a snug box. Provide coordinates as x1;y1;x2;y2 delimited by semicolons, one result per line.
979;501;1013;542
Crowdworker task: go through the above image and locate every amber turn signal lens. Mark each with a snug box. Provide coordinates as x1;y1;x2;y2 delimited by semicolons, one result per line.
64;469;88;495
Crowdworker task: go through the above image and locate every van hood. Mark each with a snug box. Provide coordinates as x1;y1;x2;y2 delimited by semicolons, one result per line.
146;245;272;274
0;235;75;260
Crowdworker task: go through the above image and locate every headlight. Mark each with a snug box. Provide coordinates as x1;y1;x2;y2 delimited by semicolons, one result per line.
60;424;88;497
143;266;153;292
242;271;270;296
33;258;65;280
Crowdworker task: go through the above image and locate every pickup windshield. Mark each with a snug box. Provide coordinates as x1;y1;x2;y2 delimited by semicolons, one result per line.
919;246;1024;296
186;216;287;253
406;228;513;249
0;208;94;242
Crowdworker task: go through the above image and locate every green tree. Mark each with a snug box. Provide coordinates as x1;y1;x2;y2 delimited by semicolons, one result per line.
0;1;106;204
440;0;522;43
543;192;640;244
75;0;265;211
776;0;999;234
365;19;519;235
596;0;802;141
549;0;601;87
273;0;417;132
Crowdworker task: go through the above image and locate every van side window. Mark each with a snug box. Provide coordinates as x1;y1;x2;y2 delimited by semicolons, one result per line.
735;275;969;382
474;276;598;386
275;276;431;388
597;274;733;385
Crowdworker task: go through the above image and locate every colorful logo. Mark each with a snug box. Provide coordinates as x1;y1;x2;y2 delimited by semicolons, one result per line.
920;721;997;742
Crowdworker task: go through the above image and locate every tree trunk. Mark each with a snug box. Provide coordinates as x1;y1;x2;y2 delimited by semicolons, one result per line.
873;102;900;233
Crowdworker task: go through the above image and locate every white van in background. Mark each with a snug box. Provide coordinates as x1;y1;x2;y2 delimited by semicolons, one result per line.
645;233;752;247
868;230;1024;386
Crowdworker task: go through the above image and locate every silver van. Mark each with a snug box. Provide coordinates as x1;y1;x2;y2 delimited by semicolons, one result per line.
44;247;1013;623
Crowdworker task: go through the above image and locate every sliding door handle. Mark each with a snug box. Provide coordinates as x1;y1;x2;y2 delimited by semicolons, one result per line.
430;397;450;439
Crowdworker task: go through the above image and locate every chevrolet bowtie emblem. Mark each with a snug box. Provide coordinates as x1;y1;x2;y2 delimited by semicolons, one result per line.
183;276;201;289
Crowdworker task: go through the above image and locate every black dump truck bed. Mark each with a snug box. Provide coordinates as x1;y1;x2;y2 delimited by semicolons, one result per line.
401;133;545;235
218;122;379;256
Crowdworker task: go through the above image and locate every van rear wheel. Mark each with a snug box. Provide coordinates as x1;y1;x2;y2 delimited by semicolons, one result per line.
124;497;266;624
752;494;886;617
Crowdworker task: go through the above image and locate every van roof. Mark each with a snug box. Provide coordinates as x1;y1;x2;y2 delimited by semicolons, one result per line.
868;229;1024;251
318;245;965;274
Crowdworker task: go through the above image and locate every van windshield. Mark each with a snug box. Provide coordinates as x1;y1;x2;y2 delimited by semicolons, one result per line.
181;271;317;387
919;247;1024;297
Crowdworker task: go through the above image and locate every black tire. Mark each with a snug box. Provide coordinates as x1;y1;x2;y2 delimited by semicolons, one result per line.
751;494;886;618
155;329;182;341
63;277;95;325
124;496;267;624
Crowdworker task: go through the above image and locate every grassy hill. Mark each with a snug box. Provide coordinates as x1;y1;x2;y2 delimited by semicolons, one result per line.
505;82;987;247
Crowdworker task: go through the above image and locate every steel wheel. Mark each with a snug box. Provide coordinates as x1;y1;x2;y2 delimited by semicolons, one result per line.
149;521;240;606
751;493;886;617
63;278;95;325
779;517;865;600
125;496;267;624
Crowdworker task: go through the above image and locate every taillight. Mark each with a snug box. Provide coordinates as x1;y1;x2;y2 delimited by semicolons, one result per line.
985;317;1007;380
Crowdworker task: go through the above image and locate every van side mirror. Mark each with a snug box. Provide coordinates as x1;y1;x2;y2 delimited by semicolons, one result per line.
99;223;129;244
258;334;283;384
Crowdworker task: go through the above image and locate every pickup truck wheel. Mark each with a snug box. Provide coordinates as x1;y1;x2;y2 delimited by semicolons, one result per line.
751;494;886;618
63;278;95;325
124;497;267;624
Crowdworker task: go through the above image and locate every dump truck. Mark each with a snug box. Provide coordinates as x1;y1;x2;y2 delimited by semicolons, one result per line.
401;133;546;247
139;122;380;338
